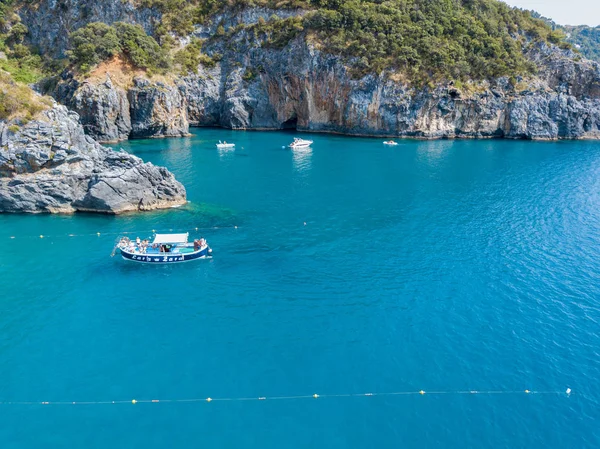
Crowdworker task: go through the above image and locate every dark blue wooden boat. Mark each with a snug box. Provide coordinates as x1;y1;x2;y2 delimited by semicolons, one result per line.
117;233;212;263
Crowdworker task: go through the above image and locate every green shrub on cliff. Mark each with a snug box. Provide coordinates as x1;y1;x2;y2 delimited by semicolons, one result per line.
0;70;51;121
250;15;304;48
0;47;44;83
68;22;170;72
302;0;554;81
68;22;121;69
139;0;309;39
0;4;48;83
564;25;600;62
114;22;170;70
173;37;218;73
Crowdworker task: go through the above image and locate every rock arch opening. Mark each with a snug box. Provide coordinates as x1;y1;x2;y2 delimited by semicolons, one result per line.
281;116;298;130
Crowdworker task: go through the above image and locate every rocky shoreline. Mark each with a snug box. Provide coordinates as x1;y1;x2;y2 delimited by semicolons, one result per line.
3;1;597;143
0;105;186;214
49;36;600;143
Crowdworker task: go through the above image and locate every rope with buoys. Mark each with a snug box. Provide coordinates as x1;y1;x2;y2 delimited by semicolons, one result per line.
0;388;573;406
5;226;241;241
4;221;316;240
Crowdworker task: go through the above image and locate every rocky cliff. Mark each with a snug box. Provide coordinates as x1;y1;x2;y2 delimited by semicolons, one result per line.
172;33;600;140
16;3;600;141
0;104;186;213
54;71;190;143
46;10;600;141
17;0;159;58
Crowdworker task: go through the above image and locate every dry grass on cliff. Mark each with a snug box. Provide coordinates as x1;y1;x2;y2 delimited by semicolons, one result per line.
0;71;52;122
86;55;177;88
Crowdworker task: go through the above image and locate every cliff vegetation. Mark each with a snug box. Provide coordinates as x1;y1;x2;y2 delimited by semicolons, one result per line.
0;70;51;122
529;12;600;63
0;0;575;84
68;22;170;74
561;25;600;63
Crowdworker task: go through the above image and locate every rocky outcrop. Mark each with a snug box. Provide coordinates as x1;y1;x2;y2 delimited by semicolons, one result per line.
65;76;131;142
178;69;222;127
0;105;186;213
53;74;190;142
127;77;190;139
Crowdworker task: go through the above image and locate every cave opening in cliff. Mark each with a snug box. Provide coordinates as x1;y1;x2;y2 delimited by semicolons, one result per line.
281;116;298;130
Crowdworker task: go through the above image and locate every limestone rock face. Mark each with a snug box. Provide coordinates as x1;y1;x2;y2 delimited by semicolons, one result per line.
171;36;600;140
178;68;222;127
53;75;190;142
127;77;190;139
19;0;159;57
0;105;186;214
68;77;131;143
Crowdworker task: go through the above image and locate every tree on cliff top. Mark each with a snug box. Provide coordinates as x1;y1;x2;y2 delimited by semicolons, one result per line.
68;22;170;73
68;22;121;70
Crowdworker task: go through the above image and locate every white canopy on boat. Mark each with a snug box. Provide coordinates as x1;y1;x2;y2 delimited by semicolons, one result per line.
152;233;189;244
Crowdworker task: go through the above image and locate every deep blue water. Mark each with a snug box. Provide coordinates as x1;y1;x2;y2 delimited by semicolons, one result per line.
1;130;600;448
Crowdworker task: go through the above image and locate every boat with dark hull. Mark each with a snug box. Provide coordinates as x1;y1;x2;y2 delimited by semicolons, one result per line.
116;233;212;263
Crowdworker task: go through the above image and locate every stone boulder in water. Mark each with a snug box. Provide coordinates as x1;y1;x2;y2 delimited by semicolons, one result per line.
0;104;186;214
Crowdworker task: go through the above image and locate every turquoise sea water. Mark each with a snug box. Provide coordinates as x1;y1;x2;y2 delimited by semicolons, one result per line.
1;130;600;448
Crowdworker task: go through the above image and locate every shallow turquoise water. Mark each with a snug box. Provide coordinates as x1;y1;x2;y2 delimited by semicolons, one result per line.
1;130;600;448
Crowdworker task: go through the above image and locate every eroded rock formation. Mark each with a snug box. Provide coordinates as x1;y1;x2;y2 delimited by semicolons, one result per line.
0;105;186;213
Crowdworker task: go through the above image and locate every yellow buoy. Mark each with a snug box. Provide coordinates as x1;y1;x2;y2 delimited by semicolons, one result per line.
419;390;425;395
206;397;212;402
40;235;44;238
313;394;319;398
97;232;101;236
132;399;137;404
525;390;530;394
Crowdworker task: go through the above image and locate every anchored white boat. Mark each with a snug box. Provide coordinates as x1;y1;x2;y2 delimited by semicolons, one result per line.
383;140;399;146
289;138;313;149
216;141;235;149
115;232;212;263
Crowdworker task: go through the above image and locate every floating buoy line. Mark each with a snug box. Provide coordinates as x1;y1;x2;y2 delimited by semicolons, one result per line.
0;388;572;406
5;225;241;241
5;221;316;240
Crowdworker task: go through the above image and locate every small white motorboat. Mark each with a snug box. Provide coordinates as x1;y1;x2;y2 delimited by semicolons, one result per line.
383;140;399;146
216;140;235;149
289;138;313;149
